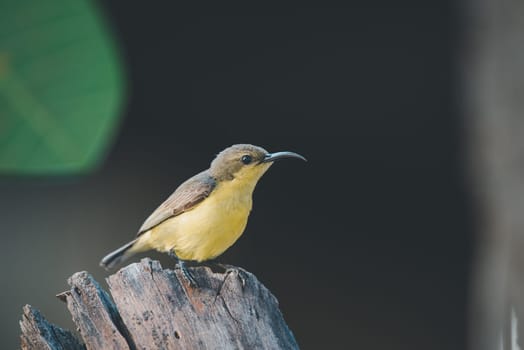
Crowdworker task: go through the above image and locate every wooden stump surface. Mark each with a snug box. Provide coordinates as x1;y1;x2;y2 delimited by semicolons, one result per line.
20;258;299;350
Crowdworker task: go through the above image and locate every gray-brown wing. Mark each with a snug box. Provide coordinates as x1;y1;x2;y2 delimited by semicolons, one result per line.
137;171;216;235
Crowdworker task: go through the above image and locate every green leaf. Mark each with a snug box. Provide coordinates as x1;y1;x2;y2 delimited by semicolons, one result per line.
0;0;124;175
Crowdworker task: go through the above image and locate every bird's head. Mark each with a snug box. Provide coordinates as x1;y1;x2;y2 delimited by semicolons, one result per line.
209;144;306;184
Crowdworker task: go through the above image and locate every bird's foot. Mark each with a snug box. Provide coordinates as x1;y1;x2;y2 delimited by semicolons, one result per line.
168;251;198;287
224;266;246;288
204;261;246;288
178;260;198;287
167;250;178;260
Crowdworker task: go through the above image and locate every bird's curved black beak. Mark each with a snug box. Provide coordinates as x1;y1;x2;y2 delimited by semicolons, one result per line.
261;151;307;163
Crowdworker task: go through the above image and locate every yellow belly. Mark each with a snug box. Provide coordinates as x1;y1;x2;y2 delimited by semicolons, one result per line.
138;180;253;261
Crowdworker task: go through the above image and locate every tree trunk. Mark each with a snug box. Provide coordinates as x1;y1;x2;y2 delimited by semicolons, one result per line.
20;258;299;350
463;0;524;349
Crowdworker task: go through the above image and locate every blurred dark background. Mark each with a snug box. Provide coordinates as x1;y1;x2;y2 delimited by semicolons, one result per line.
0;1;472;349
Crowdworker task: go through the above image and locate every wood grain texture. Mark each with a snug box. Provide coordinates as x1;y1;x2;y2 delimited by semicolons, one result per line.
63;271;133;350
20;259;299;350
20;305;84;350
107;258;299;350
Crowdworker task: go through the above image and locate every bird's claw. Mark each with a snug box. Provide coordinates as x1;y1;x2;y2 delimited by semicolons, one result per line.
180;265;198;287
168;251;198;287
225;267;246;288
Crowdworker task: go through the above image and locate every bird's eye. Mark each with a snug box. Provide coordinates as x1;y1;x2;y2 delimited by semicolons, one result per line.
241;155;252;165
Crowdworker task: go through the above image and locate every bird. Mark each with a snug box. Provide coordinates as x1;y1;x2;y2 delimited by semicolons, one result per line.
100;144;306;286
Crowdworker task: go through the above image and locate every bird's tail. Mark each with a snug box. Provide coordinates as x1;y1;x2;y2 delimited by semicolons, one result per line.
100;238;139;270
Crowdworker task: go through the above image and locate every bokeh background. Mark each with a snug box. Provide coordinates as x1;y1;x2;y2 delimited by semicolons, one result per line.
0;1;476;349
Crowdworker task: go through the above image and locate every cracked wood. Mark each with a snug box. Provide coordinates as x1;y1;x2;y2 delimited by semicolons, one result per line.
20;258;299;350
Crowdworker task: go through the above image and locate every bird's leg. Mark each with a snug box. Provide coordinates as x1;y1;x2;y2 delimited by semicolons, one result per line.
228;267;246;288
168;250;197;287
219;264;246;288
178;260;198;287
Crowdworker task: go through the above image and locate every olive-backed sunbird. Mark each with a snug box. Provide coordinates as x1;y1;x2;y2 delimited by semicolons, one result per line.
100;144;306;285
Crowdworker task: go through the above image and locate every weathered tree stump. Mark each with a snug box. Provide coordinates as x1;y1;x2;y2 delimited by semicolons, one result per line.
20;258;299;349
